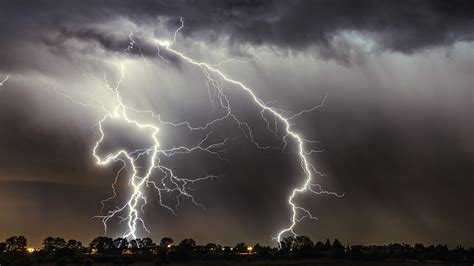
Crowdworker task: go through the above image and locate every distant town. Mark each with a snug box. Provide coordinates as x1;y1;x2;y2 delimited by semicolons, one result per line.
1;235;473;265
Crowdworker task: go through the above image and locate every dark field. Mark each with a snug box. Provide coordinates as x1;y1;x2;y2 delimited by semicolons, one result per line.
10;259;470;266
140;260;469;266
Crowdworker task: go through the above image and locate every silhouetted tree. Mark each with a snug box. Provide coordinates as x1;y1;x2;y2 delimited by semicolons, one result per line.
414;243;425;262
89;236;114;254
140;237;154;247
130;239;139;250
331;238;345;258
1;234;473;264
112;237;128;254
66;239;81;249
332;239;343;249
314;241;325;252
324;238;332;251
294;236;314;249
63;239;82;256
177;238;196;259
294;235;314;256
254;243;274;259
113;238;128;249
139;237;155;254
43;237;66;255
234;242;247;253
205;243;219;256
158;237;174;262
160;237;173;248
179;238;196;248
5;236;27;253
278;236;295;258
176;238;196;259
221;246;234;256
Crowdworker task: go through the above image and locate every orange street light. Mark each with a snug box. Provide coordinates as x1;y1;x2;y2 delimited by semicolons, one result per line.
247;245;253;254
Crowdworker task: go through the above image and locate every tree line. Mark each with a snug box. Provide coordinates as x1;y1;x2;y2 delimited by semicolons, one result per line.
1;235;473;265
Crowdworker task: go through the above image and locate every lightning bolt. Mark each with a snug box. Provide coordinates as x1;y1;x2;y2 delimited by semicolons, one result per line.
51;17;342;245
53;36;229;241
154;18;344;244
0;75;9;87
89;61;231;239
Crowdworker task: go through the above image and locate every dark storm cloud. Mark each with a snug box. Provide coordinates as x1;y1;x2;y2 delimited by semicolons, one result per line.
51;27;181;63
84;0;474;52
171;0;474;53
1;0;474;67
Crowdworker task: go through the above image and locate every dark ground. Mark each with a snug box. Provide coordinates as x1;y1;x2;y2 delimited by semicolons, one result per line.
28;260;472;266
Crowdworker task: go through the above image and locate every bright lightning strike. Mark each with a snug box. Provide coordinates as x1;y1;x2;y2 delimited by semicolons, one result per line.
53;17;342;245
89;60;230;239
154;18;343;244
0;75;9;87
54;37;229;241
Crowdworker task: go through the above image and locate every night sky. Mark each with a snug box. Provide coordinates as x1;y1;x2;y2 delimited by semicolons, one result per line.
0;0;473;248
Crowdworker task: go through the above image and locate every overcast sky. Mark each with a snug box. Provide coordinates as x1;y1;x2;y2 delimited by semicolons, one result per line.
0;0;473;247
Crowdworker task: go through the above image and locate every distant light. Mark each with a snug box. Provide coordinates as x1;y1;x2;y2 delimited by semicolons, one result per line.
26;247;35;253
167;244;172;249
247;246;253;252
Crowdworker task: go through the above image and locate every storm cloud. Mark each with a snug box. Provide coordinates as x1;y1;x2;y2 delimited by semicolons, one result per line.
1;0;474;66
0;0;472;247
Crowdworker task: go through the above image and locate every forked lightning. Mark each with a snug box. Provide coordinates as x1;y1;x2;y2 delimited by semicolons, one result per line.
51;18;342;245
